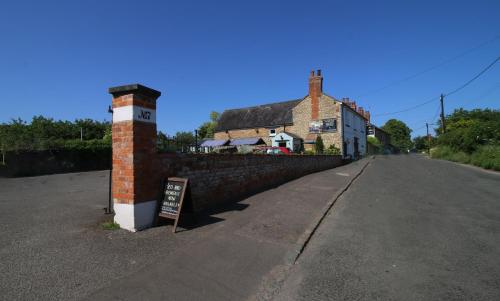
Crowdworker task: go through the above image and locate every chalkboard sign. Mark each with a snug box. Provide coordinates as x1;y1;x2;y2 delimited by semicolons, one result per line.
158;177;188;233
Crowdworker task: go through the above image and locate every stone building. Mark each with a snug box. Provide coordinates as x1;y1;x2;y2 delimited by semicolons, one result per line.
214;70;370;158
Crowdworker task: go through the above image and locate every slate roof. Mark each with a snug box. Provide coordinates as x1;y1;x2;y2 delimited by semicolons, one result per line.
215;99;303;131
229;137;266;146
200;139;229;147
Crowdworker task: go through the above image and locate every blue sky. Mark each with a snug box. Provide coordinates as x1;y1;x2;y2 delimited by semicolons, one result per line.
0;0;499;137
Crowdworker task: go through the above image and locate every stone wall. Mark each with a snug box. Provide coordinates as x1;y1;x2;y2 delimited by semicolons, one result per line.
155;153;343;212
214;127;273;145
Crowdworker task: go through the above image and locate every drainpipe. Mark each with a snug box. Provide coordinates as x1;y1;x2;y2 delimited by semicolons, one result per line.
341;104;345;159
105;105;114;215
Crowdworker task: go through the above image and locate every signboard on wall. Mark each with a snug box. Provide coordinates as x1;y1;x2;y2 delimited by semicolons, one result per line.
158;177;188;233
309;120;322;133
309;118;337;133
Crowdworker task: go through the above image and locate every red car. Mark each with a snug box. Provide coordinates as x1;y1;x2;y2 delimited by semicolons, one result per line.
254;146;292;155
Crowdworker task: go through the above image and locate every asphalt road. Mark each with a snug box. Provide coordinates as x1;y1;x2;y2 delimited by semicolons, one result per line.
0;171;189;301
275;155;500;301
0;159;370;301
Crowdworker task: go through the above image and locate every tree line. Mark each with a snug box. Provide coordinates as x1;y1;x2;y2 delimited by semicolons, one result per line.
0;116;111;152
427;108;500;170
0;112;221;153
380;108;499;170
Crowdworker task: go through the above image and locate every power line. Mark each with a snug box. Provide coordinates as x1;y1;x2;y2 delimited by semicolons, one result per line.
412;81;500;133
373;96;438;117
354;35;500;98
373;56;500;117
444;56;500;97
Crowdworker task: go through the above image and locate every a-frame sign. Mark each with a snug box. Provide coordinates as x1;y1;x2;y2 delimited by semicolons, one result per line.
158;177;188;233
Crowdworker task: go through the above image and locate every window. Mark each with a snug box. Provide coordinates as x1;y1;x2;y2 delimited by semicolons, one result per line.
269;129;276;136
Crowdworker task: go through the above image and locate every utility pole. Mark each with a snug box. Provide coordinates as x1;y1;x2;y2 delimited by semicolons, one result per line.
426;123;431;155
440;94;446;134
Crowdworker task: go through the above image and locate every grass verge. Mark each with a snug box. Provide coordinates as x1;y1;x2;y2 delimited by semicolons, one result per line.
101;220;120;230
431;145;500;171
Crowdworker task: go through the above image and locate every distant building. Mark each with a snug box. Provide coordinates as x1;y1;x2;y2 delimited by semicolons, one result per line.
214;70;370;158
367;124;391;147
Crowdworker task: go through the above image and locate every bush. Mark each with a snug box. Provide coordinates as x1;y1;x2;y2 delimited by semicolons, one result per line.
470;145;500;171
431;145;469;163
431;145;500;171
430;145;453;159
367;136;382;154
315;136;325;154
304;150;315;155
324;144;341;155
449;152;470;164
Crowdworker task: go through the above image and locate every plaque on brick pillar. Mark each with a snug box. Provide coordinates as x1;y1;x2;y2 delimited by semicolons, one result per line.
157;177;190;233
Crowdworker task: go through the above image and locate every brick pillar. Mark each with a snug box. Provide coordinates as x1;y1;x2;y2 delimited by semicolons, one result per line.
109;84;161;231
309;69;323;120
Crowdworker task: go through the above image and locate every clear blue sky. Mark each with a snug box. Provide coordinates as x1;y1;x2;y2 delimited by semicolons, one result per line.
1;0;499;137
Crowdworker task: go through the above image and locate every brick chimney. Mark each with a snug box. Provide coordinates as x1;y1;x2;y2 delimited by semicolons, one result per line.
349;100;357;111
309;70;323;120
342;97;357;110
357;107;365;116
364;110;371;124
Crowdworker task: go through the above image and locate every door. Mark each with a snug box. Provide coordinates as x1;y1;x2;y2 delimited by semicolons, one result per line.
354;137;359;159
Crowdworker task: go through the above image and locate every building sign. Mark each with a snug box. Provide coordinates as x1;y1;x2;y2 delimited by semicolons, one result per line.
158;177;188;233
113;105;156;124
309;118;337;133
322;118;337;132
309;120;322;133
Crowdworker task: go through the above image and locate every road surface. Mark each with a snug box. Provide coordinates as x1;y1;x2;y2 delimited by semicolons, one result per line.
274;155;500;300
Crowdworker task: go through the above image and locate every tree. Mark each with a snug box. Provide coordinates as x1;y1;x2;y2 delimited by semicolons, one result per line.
413;135;436;153
174;131;195;146
436;108;500;153
0;116;111;151
382;119;412;151
315;135;325;154
198;111;220;139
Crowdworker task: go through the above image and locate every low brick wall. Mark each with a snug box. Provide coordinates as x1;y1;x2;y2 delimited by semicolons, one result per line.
156;154;343;212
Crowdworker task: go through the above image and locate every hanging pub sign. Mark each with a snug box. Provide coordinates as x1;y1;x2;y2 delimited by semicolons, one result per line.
158;177;188;233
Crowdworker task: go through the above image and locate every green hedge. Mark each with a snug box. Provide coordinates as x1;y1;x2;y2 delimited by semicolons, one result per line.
431;145;500;171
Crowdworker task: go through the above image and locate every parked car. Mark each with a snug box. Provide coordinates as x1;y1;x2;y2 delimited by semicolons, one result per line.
254;146;292;155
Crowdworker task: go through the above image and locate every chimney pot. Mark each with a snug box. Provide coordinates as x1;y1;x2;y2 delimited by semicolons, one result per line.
317;69;321;76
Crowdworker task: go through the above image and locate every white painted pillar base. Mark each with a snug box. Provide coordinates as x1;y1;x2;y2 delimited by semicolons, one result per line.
114;200;157;232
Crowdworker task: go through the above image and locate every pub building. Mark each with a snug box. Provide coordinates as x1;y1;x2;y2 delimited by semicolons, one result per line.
214;70;370;158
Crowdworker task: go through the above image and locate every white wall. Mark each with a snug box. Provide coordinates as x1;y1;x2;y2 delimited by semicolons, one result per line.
342;106;367;158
